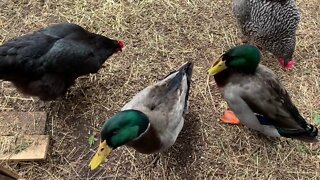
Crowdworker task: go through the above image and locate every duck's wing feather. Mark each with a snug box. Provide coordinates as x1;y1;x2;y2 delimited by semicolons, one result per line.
243;66;308;129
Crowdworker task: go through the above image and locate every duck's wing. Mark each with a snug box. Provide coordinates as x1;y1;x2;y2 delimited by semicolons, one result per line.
224;65;318;141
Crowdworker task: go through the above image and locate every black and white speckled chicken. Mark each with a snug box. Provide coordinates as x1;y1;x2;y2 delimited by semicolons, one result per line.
233;0;300;69
0;23;124;100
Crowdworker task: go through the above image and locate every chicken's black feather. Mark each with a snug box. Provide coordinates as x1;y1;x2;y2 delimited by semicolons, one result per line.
0;23;122;100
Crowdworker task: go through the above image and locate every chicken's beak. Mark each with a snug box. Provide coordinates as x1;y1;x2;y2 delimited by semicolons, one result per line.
208;58;227;75
89;140;113;170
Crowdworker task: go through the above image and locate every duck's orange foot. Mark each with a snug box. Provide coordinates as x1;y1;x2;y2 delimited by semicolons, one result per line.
220;110;241;125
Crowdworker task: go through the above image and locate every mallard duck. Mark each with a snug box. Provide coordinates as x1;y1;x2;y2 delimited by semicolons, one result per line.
207;44;318;142
89;62;193;170
233;0;300;69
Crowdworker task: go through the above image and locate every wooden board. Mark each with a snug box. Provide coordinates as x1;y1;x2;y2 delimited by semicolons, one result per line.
0;112;47;136
0;174;15;180
0;135;49;161
0;164;19;179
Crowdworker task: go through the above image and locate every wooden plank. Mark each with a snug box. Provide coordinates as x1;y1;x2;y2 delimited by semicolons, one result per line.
0;112;47;136
0;164;19;179
0;174;16;180
0;135;49;161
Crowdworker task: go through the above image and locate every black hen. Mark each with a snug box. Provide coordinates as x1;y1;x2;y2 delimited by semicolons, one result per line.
0;23;123;100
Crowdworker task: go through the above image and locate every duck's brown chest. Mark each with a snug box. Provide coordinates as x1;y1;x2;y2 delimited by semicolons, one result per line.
214;69;233;88
126;125;162;154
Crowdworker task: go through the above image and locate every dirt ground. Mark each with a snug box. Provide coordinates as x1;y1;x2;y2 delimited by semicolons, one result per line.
0;0;319;179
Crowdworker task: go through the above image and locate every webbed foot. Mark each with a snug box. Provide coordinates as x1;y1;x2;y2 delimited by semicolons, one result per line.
220;110;241;125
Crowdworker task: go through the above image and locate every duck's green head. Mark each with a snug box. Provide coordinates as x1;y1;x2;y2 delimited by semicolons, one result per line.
89;110;149;170
208;44;261;75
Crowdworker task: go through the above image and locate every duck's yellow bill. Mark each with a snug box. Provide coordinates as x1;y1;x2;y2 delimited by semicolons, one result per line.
89;140;113;170
208;58;227;75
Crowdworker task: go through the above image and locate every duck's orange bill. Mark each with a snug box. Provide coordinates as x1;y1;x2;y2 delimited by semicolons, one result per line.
220;110;241;125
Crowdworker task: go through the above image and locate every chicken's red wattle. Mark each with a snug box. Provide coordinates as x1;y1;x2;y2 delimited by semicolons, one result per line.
119;40;124;49
278;58;295;70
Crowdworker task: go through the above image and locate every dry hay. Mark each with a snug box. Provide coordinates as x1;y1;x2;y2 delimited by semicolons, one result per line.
0;136;33;155
0;0;319;179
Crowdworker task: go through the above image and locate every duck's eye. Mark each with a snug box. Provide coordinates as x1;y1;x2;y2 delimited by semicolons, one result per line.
221;55;227;61
100;148;105;151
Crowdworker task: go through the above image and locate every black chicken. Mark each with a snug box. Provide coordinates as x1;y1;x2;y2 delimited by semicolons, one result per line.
0;23;123;100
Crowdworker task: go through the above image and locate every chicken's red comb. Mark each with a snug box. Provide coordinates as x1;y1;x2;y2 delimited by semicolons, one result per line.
119;40;124;49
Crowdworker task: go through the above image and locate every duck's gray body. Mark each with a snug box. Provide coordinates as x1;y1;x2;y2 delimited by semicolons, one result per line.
215;64;318;142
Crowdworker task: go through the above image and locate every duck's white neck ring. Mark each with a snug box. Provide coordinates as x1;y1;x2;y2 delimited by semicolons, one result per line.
132;122;151;141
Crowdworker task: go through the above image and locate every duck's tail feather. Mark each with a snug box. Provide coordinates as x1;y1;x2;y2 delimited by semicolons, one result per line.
277;126;318;143
179;62;193;113
255;114;318;142
166;62;193;91
283;96;319;142
165;62;193;112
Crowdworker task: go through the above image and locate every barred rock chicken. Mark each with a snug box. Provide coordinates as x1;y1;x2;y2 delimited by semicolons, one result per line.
0;23;123;100
233;0;300;69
